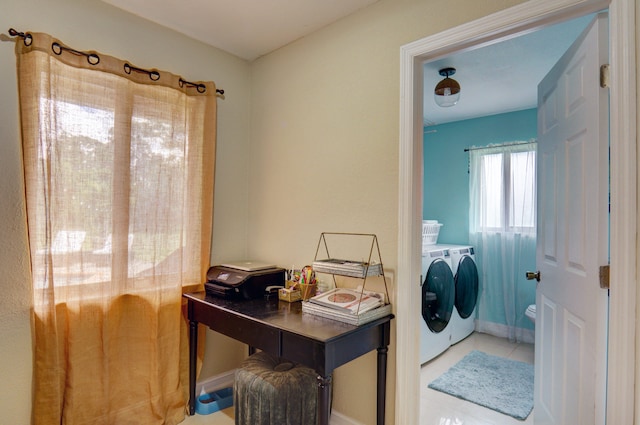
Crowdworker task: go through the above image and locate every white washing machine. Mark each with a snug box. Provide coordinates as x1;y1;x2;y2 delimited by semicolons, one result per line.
442;245;479;345
420;247;455;364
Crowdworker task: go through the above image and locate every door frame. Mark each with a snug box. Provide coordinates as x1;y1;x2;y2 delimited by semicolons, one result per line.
396;0;637;424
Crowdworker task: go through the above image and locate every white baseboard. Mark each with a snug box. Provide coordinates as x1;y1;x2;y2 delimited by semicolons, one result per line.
195;369;237;396
330;410;365;425
475;321;535;344
197;371;364;424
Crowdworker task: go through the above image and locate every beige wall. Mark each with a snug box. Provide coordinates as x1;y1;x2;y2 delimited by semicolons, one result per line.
248;0;525;423
4;0;596;424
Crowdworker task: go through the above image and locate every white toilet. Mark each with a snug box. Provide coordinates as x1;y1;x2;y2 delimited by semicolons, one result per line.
525;304;536;323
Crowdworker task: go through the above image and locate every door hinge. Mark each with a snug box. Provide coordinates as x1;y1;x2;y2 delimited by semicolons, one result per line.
600;64;610;88
599;265;610;289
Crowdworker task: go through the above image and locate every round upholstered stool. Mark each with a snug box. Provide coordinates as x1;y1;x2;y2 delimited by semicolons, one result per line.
234;351;318;425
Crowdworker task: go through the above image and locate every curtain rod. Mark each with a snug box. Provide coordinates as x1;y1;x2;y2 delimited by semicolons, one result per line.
8;28;225;96
463;140;536;152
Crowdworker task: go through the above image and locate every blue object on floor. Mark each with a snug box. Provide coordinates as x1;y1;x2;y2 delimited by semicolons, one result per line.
427;350;534;420
195;387;234;415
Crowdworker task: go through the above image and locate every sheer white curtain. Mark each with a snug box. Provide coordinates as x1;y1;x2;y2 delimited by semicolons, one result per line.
469;142;537;342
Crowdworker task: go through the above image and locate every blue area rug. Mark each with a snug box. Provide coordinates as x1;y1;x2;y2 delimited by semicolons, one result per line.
428;350;534;420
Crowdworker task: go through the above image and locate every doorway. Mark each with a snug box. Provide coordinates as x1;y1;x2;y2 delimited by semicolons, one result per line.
420;15;588;347
420;12;604;423
396;0;637;424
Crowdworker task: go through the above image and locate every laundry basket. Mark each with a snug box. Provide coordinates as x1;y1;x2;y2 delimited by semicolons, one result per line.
422;220;443;247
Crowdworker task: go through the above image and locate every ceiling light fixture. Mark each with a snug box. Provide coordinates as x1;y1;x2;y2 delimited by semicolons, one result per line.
434;67;460;108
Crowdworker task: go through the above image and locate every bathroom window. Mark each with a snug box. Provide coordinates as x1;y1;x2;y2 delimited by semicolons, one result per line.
471;142;537;234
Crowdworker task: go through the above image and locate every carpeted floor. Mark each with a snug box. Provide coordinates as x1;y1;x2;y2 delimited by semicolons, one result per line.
427;350;534;420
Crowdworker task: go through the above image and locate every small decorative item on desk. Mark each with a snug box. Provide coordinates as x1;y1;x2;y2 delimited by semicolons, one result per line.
279;266;302;302
298;265;317;300
278;265;317;301
278;286;301;302
298;283;317;300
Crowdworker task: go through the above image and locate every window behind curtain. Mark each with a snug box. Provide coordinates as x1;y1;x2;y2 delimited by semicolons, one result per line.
476;144;536;233
26;61;214;296
17;31;216;424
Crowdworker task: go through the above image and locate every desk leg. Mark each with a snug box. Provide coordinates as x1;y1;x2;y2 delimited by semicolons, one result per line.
188;319;197;415
317;374;332;425
377;346;388;425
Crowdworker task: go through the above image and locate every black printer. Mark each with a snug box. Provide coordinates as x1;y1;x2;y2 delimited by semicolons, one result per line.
205;264;285;300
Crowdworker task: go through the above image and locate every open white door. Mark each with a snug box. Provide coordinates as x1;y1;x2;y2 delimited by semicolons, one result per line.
534;12;609;425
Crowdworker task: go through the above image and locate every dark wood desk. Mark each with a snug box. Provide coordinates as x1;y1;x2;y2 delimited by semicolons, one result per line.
184;292;393;425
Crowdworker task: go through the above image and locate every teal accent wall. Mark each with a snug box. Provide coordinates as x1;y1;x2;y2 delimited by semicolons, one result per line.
424;108;538;332
423;108;538;244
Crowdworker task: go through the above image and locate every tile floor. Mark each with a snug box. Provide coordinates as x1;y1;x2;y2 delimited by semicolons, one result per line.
180;332;534;425
420;332;534;425
181;406;234;425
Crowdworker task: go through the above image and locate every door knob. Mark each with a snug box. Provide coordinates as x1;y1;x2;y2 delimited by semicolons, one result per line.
525;271;541;282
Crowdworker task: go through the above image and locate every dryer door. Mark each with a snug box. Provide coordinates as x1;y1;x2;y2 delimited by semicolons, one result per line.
422;258;455;332
454;255;479;319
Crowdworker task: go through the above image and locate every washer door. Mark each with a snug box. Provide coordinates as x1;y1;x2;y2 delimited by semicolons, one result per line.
454;255;479;319
422;258;455;332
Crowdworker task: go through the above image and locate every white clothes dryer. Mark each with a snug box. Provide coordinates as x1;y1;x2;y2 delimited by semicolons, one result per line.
420;247;455;364
443;245;479;345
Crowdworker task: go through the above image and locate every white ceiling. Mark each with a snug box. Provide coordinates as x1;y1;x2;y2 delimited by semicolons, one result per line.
101;0;380;61
423;14;594;126
101;1;595;127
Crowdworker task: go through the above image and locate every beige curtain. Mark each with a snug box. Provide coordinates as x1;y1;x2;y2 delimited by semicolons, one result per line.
16;32;216;424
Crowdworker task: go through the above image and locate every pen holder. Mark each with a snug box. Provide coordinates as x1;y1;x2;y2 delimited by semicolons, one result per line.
278;287;301;302
298;283;317;300
285;280;297;289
